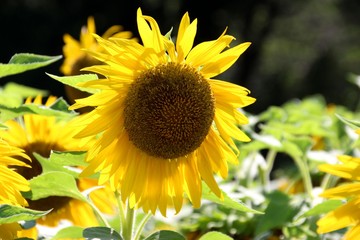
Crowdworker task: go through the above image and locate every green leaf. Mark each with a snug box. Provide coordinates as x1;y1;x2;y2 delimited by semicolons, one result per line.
336;113;360;129
145;230;185;240
0;100;75;122
32;151;87;180
23;171;86;202
0;204;51;224
259;106;285;122
288;136;313;154
282;141;304;159
83;227;122;240
255;191;299;236
46;73;99;94
48;151;88;167
199;231;233;240
202;183;263;214
0;93;23;108
0;54;62;78
3;82;48;98
0;82;48;107
48;97;74;114
52;226;84;239
34;153;81;178
300;199;343;218
239;140;270;153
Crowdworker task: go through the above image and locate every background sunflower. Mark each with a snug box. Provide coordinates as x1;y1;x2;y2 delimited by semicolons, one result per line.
0;141;30;239
61;16;134;113
0;96;116;238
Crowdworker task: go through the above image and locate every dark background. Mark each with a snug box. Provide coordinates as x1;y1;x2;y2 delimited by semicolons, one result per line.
1;0;360;114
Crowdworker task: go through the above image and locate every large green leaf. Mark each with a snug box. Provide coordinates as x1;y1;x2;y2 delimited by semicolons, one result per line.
202;183;263;214
0;54;62;78
0;98;75;122
0;82;48;107
0;204;51;224
23;172;86;202
33;153;81;178
2;82;48;98
255;191;300;236
47;73;99;94
47;151;88;167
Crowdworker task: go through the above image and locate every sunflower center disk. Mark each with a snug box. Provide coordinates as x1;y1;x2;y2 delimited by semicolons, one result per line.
124;62;215;159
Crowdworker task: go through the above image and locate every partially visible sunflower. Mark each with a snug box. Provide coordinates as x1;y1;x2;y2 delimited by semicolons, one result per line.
0;223;24;240
70;8;255;216
61;16;133;76
0;140;30;239
317;155;360;239
0;96;115;238
61;16;134;113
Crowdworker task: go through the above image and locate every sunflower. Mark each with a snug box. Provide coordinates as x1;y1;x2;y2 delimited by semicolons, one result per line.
0;140;30;239
61;16;133;76
0;223;24;240
317;155;360;239
70;8;255;216
61;16;134;113
0;96;115;237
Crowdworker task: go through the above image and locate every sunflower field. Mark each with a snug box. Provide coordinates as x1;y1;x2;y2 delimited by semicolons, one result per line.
1;5;360;240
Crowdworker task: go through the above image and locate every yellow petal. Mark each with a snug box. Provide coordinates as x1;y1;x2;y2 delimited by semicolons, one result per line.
210;79;256;108
182;155;202;207
137;8;166;63
186;33;234;68
345;223;360;240
197;148;222;197
176;12;197;61
201;42;251;78
317;199;360;234
318;163;360;181
320;183;360;199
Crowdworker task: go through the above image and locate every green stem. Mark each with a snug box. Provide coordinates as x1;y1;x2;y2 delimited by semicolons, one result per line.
134;213;152;240
320;173;339;190
87;198;111;228
246;152;259;187
262;149;277;190
115;190;126;233
293;156;313;198
122;201;136;240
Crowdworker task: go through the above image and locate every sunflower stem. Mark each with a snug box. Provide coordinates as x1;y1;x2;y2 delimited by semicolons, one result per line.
320;173;338;190
293;156;313;198
263;149;277;190
87;198;111;228
115;190;126;233
122;202;136;240
133;212;152;240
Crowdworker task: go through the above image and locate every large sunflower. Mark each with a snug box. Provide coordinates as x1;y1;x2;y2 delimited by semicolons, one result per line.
317;155;360;239
0;96;115;237
70;8;255;216
0;140;30;239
